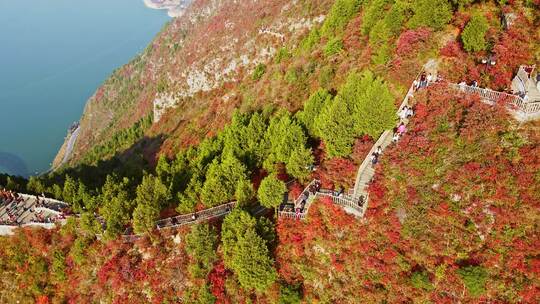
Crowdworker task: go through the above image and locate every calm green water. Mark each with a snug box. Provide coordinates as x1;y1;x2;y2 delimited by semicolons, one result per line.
0;0;169;177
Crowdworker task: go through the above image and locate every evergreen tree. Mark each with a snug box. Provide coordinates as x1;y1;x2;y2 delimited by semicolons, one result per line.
79;212;102;236
361;0;390;36
368;20;392;65
461;14;489;53
169;149;193;196
409;0;453;30
315;95;356;157
235;178;255;206
324;37;344;56
296;89;332;138
62;175;78;204
315;70;396;157
350;70;396;138
258;175;287;209
201;155;248;207
286;148;314;182
132;201;160;235
185;224;218;278
264;111;309;172
135;174;169;209
99;175;133;238
245;112;268;167
27;176;45;194
155;154;171;187
221;209;257;265
321;0;363;38
383;1;406;36
230;228;277;292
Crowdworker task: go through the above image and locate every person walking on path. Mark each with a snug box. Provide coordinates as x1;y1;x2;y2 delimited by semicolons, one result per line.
392;132;400;144
406;107;414;118
399;106;409;120
397;122;406;135
370;152;379;168
375;145;383;156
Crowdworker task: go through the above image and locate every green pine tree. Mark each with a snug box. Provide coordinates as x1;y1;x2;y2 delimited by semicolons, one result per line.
461;14;489;53
258;175;287;209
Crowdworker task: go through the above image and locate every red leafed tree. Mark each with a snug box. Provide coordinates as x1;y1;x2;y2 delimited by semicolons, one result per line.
208;261;230;304
395;28;432;57
35;295;50;304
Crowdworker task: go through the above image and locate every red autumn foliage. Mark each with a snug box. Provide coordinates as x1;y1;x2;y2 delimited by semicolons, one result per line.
35;295;50;304
395;28;432;57
208;261;230;304
315;157;357;190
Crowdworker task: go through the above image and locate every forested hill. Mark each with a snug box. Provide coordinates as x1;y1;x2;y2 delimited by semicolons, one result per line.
1;0;540;303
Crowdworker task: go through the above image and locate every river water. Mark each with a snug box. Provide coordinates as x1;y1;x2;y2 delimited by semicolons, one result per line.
0;0;169;177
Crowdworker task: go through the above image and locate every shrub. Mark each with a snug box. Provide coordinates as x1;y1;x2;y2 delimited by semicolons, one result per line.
274;47;291;64
410;271;433;290
458;266;488;297
324;37;344;56
252;63;267;80
461;14;489;53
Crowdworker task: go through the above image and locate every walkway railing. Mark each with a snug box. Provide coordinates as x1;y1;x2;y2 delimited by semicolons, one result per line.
315;192;364;216
450;83;540;117
121;202;238;241
155;202;236;230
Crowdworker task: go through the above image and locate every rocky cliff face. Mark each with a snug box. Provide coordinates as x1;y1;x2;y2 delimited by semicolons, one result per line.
55;0;332;168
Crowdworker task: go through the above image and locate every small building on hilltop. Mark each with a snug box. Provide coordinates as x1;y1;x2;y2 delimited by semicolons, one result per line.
512;65;540;103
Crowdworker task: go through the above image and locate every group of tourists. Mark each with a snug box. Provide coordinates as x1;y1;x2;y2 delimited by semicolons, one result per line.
295;180;322;216
413;72;440;91
458;80;479;88
0;189;27;226
0;189;67;227
371;74;423;168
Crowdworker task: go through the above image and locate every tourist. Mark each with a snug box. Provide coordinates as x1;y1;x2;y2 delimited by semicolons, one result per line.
392;132;400;144
357;195;365;207
375;145;383;156
399;106;408;120
370;152;379;167
427;73;433;84
413;79;419;92
406;107;414;118
397;122;406;135
420;72;427;88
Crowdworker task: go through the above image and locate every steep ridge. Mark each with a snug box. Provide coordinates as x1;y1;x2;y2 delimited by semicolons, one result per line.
56;0;333;167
